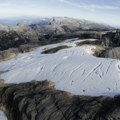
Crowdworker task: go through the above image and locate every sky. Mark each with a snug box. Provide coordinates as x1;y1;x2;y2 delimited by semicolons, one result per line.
0;0;120;26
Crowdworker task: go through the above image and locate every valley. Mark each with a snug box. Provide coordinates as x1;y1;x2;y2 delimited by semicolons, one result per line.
0;17;120;120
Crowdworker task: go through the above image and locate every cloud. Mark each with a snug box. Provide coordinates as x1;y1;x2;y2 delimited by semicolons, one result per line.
58;0;120;10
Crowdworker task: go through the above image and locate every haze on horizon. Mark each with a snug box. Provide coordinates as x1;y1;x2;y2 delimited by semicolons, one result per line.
0;0;120;26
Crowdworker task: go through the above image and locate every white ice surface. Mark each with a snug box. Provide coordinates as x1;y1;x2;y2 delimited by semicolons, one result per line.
0;39;120;96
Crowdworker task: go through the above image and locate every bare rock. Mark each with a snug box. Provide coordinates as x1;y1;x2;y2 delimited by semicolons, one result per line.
99;47;120;59
101;30;120;48
0;80;120;120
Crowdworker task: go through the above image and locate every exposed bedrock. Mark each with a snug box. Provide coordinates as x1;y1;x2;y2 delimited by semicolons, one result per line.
0;80;120;120
98;30;120;59
99;47;120;59
101;29;120;48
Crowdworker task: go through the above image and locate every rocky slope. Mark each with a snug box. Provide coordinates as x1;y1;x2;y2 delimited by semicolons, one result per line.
99;47;120;59
99;30;120;59
101;30;120;48
30;17;113;34
0;17;115;61
0;17;113;51
0;24;39;51
0;80;120;120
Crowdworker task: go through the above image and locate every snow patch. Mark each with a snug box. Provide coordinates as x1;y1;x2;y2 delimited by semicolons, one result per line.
0;111;7;120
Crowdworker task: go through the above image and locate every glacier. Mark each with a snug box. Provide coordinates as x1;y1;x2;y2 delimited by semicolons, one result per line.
0;39;120;96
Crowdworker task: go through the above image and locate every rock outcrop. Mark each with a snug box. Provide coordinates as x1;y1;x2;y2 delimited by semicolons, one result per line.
0;24;39;51
0;80;120;120
0;17;114;61
101;30;120;48
99;30;120;59
99;47;120;59
41;45;70;54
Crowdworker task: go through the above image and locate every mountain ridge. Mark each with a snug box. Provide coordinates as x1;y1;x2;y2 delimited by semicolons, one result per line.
0;17;114;50
0;16;115;28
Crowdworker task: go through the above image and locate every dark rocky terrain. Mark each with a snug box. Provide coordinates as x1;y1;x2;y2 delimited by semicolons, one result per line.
0;17;115;61
99;47;120;59
101;30;120;48
0;17;113;51
0;80;120;120
99;30;120;59
41;45;70;54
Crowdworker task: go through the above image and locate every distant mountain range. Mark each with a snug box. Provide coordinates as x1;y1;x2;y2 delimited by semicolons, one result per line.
0;17;114;29
0;17;52;25
0;17;115;51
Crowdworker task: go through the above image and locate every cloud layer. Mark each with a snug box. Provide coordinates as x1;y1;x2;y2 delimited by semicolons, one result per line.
58;0;120;10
